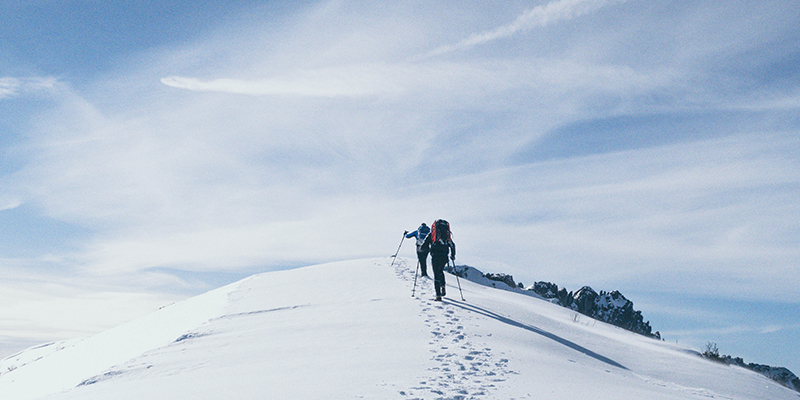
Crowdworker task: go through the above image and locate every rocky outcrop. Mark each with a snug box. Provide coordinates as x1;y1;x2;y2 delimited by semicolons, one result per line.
719;356;800;392
483;273;517;289
448;265;660;340
528;282;660;339
445;265;521;291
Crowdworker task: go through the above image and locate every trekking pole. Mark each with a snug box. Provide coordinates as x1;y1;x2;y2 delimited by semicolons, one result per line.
451;259;465;301
412;261;420;297
389;233;406;268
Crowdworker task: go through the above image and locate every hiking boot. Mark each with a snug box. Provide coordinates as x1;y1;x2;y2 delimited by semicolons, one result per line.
434;296;442;301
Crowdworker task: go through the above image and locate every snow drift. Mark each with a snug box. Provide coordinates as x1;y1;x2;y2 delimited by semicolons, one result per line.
1;258;797;400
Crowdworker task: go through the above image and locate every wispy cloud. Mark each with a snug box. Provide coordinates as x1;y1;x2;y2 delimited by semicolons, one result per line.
161;58;666;103
760;325;782;334
161;64;406;97
0;78;17;99
9;0;799;300
0;199;21;211
662;322;800;339
0;77;58;100
423;0;629;58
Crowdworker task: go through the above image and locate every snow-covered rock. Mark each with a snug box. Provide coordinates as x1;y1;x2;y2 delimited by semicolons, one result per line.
526;281;659;339
482;273;518;289
720;356;800;392
450;265;659;339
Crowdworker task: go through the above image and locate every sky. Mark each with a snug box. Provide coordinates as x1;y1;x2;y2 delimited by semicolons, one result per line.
1;0;799;375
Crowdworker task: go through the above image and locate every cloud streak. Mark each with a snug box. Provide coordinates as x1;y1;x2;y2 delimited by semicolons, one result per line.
424;0;629;58
0;78;17;99
0;200;21;212
160;65;405;97
0;77;58;99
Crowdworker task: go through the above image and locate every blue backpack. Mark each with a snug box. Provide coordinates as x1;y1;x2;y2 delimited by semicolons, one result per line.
416;224;430;244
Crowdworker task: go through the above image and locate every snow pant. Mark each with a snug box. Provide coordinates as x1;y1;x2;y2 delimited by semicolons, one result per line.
416;249;429;276
431;256;447;297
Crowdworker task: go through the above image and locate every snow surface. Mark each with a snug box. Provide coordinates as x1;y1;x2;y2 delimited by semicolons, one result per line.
1;258;798;400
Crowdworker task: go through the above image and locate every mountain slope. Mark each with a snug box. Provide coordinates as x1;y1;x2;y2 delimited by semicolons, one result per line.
1;258;797;400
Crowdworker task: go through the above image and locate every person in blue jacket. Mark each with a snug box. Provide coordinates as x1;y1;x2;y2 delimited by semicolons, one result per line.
404;223;431;277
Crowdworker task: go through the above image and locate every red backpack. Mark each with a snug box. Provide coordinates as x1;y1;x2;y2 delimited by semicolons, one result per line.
431;219;451;245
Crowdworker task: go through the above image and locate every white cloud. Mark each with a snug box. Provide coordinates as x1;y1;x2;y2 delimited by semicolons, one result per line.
760;325;782;334
424;0;629;58
12;6;799;301
441;133;800;298
0;76;58;100
0;200;21;212
0;77;20;99
161;64;406;97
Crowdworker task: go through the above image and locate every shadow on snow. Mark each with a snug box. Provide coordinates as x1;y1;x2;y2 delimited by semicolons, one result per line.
442;299;629;371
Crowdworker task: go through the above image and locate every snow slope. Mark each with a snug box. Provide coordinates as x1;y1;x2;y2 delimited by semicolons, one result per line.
1;258;797;400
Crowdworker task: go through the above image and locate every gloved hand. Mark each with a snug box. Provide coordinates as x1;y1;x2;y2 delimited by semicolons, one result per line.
450;255;455;261
404;230;409;235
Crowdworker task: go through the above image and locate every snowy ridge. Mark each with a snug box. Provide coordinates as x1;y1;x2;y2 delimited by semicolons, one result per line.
448;263;800;392
1;258;798;400
1;339;81;377
718;356;800;392
0;281;238;399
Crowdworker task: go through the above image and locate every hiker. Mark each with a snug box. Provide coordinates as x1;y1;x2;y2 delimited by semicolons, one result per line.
423;219;456;301
404;223;431;277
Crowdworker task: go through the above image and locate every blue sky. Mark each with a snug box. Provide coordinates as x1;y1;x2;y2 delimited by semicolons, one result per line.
2;0;799;375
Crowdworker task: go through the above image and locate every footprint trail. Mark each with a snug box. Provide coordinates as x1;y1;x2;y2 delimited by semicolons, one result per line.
392;258;516;399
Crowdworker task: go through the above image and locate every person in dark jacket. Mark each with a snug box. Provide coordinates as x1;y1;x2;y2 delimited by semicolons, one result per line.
423;219;456;301
404;223;431;277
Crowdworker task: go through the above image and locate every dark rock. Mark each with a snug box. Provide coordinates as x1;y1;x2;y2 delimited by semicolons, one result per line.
484;273;516;289
457;267;658;339
570;286;599;316
529;281;560;299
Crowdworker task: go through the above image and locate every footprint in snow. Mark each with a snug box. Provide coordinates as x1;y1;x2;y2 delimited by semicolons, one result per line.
403;298;514;399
